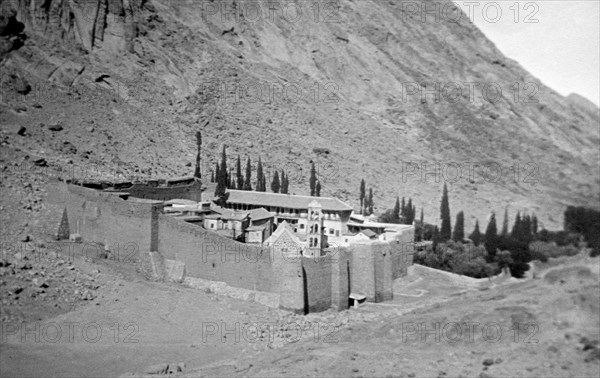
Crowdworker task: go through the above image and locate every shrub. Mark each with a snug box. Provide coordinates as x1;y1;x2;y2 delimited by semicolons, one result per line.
414;241;499;278
530;241;581;260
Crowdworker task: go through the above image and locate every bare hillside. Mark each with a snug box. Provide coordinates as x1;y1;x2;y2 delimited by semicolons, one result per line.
1;0;598;230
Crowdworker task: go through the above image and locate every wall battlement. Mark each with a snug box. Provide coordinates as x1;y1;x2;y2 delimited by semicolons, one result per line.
55;183;414;313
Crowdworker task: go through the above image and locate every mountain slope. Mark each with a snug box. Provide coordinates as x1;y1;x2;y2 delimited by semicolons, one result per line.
1;0;598;231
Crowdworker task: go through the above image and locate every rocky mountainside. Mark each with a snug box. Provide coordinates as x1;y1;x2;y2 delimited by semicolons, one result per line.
1;0;598;231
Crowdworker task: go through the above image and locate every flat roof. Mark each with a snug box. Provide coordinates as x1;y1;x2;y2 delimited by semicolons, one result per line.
347;221;412;230
164;199;198;205
225;190;353;212
175;215;204;221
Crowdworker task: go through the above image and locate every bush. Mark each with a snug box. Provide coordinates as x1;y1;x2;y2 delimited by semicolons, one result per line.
414;241;499;278
530;241;581;260
537;229;582;246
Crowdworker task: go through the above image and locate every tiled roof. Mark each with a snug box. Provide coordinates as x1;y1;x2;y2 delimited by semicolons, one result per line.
359;229;377;238
210;207;249;221
264;221;303;246
164;199;198;205
225;190;353;212
247;208;274;221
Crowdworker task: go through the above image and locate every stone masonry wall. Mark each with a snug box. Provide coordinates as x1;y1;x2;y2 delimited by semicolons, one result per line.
157;214;305;313
127;181;203;202
65;184;160;254
301;256;333;313
57;184;415;314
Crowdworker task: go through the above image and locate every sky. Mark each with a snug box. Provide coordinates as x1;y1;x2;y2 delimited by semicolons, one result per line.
454;0;600;107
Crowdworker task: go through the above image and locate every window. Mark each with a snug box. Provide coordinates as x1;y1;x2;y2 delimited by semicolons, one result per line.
336;230;340;237
210;223;214;229
299;224;305;229
329;228;335;235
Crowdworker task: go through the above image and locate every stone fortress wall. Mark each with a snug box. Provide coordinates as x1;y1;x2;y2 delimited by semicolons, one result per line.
53;182;414;313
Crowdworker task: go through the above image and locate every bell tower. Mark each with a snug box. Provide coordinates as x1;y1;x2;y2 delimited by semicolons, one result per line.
306;200;324;257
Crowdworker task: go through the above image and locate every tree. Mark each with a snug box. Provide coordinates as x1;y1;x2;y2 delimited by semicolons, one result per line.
393;197;400;222
400;197;406;222
359;179;365;214
236;156;243;190
213;162;220;191
511;211;522;239
193;131;202;178
210;170;215;183
256;157;265;192
469;220;482;246
220;145;228;187
261;174;266;192
484;212;498;261
564;206;600;256
419;207;425;240
521;214;533;244
367;188;374;215
281;170;289;194
453;211;465;242
432;226;441;250
532;214;538;235
501;207;509;237
215;146;228;199
406;198;414;224
271;171;281;193
310;162;317;196
440;183;452;241
496;250;514;272
316;181;321;197
243;157;252;191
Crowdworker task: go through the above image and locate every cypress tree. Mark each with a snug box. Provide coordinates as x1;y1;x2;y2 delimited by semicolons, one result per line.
256;157;264;191
259;174;266;192
213;162;220;190
271;171;281;193
236;156;243;190
367;188;374;215
243;157;252;191
453;211;465;242
432;225;441;251
215;146;227;198
316;181;321;197
419;207;425;240
484;212;498;260
359;179;366;214
522;214;532;244
501;207;509;237
281;170;289;194
194;131;202;178
407;198;414;224
220;145;228;188
532;214;538;235
440;183;452;241
400;197;406;222
210;170;214;183
511;212;522;240
310;162;317;196
469;220;482;246
393;197;400;223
